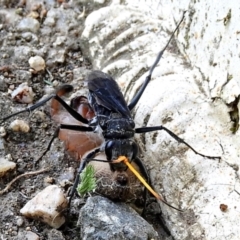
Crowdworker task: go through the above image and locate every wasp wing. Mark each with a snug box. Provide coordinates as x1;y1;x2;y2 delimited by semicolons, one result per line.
88;71;131;118
51;86;104;161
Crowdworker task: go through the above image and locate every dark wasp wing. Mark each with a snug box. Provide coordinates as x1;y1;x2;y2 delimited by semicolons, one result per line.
87;70;131;118
50;86;104;161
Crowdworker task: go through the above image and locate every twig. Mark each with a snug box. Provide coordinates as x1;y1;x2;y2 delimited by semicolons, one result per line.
0;167;51;195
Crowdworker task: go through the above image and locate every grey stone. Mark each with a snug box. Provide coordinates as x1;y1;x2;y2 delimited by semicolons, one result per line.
0;76;7;92
78;196;159;240
17;18;40;33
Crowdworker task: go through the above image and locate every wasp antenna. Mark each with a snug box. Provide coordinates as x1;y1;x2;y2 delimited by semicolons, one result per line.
86;158;109;163
157;197;184;212
148;10;186;76
113;156;183;212
128;11;186;110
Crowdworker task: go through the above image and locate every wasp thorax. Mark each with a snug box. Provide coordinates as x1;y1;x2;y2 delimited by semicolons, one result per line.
103;118;135;139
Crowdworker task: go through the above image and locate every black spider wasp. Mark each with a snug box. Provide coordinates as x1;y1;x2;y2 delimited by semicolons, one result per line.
0;11;220;211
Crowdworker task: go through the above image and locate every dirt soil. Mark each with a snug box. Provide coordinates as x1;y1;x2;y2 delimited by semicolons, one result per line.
0;1;171;239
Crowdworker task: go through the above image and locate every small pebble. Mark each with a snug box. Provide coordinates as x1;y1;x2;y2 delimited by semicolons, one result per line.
2;54;9;59
0;126;6;137
9;119;30;133
6;154;12;161
58;167;75;182
20;185;68;228
0;157;16;177
52;80;59;87
25;231;40;240
16;216;24;227
22;32;33;42
59;179;71;188
17;158;23;163
53;36;66;47
11;82;35;103
17;18;40;33
16;230;40;240
9;84;15;90
29;56;45;72
0;76;8;92
44;176;55;184
11;231;17;236
220;203;228;212
27;11;39;19
33;110;46;121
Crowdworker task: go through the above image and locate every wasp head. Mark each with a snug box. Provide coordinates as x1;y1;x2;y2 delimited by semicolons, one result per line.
105;139;138;171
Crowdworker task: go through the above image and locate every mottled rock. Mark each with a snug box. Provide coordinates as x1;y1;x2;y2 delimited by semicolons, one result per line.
47;229;65;240
17;18;40;33
78;196;158;240
14;46;32;62
47;49;66;64
14;230;40;240
15;70;32;82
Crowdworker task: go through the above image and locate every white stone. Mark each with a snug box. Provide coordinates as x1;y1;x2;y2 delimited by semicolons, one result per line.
0;127;6;137
9;119;30;133
29;56;46;72
11;82;35;104
0;157;16;177
20;185;68;229
17;17;40;33
81;1;240;239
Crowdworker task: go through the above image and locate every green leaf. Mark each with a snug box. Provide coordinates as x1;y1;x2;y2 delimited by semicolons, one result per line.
77;165;97;197
43;79;53;86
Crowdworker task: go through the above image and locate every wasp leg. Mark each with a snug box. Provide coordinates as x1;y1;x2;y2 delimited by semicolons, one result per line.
135;126;221;160
68;148;100;207
133;157;151;216
1;86;89;124
34;126;60;166
51;95;89;124
34;124;94;166
114;156;183;211
128;11;186;111
60;124;94;132
1;94;54;123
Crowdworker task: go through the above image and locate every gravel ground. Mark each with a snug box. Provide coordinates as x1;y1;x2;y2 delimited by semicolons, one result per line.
0;1;171;239
0;1;90;239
